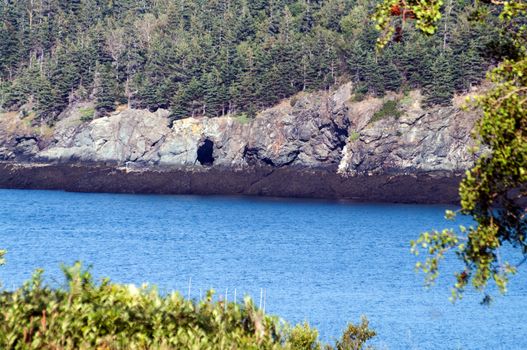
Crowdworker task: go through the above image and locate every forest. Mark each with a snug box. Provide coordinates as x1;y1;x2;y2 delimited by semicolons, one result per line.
0;0;508;124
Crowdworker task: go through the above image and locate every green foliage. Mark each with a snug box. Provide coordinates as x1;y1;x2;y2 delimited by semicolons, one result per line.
349;131;361;142
423;53;455;107
94;64;118;116
375;0;527;301
0;263;376;350
399;93;413;107
373;0;443;48
0;0;500;122
235;113;251;125
370;100;401;123
0;249;5;266
335;317;377;350
287;323;321;350
79;107;95;122
352;85;369;102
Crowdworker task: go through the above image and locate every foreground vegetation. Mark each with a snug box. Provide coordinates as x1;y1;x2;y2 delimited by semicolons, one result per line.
0;263;375;350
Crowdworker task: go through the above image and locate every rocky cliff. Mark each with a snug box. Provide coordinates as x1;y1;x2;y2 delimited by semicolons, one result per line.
0;83;479;203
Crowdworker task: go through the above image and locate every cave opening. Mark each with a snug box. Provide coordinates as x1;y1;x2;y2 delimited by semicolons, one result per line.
197;139;215;166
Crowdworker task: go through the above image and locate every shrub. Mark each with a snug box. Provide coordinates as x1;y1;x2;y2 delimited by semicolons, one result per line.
352;84;369;102
400;92;413;107
0;263;377;350
288;323;321;350
370;100;401;123
235;113;251;125
349;131;361;143
335;317;377;350
79;107;95;122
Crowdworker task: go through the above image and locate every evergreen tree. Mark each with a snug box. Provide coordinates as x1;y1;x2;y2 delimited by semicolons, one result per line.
424;53;455;106
362;54;384;96
34;76;56;121
379;57;402;93
0;0;504;122
455;44;485;92
94;64;117;116
0;4;22;79
204;68;225;116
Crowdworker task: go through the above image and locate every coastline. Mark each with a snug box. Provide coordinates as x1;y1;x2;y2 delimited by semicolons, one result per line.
0;161;462;204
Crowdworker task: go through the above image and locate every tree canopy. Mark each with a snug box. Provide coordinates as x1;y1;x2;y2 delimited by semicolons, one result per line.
0;0;507;125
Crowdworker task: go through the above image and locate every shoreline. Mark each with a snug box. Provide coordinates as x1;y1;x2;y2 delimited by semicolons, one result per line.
0;162;462;204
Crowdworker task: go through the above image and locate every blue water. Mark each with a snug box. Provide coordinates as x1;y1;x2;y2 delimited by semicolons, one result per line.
0;189;525;349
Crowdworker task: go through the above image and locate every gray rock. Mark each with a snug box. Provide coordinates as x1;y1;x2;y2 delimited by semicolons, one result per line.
1;84;479;178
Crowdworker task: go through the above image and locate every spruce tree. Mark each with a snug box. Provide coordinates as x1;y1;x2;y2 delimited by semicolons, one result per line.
362;54;384;96
204;68;224;117
379;57;402;93
424;53;455;106
170;85;191;121
34;76;56;121
0;0;505;123
94;64;117;116
455;44;484;92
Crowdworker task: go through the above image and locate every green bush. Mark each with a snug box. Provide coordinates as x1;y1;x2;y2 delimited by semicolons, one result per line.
349;131;361;143
287;323;321;350
335;317;376;350
0;263;376;350
235;113;251;125
370;100;401;123
79;107;95;122
399;92;413;107
352;85;369;102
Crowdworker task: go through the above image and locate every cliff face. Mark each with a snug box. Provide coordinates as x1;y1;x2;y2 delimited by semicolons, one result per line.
0;83;479;203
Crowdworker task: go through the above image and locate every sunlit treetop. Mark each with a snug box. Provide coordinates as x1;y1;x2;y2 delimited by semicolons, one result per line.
373;0;443;48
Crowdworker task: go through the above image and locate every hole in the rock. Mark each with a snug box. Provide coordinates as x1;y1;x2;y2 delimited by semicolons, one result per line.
197;139;215;166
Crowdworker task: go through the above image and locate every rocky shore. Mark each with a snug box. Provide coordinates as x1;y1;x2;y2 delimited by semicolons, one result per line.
0;162;463;203
0;83;479;203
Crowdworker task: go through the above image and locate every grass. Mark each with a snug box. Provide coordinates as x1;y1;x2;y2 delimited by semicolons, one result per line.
235;113;251;125
400;93;413;107
79;107;95;122
370;100;401;124
349;131;361;142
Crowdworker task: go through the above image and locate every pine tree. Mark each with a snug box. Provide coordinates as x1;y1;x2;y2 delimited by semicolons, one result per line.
361;54;384;96
34;76;56;120
455;44;485;92
424;53;455;106
94;64;117;116
204;68;224;117
0;4;21;79
379;58;402;93
170;85;191;121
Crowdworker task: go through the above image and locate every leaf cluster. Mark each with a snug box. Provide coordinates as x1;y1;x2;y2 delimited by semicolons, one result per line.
0;262;376;350
381;0;527;301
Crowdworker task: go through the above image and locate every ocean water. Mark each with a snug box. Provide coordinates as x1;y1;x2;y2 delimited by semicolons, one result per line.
0;189;525;349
